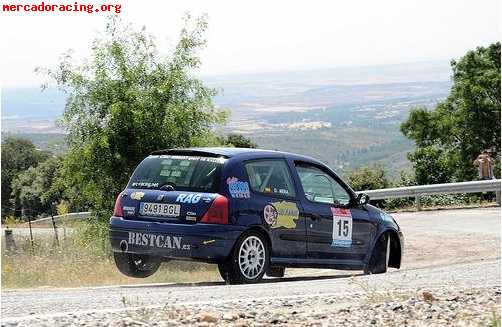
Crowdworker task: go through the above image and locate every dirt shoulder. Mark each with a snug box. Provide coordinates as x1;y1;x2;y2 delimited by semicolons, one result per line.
394;207;500;269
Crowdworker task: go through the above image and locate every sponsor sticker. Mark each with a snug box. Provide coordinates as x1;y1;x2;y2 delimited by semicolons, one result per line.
131;182;159;188
270;201;299;229
157;155;225;163
124;232;190;250
123;206;136;215
130;192;145;200
331;207;353;248
186;215;197;222
227;177;250;199
263;204;278;225
176;193;202;204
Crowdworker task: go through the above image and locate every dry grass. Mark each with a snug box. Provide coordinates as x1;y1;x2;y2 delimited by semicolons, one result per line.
491;314;502;327
348;276;407;304
1;231;219;289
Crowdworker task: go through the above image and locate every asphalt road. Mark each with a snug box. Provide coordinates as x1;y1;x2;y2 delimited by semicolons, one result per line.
1;207;500;325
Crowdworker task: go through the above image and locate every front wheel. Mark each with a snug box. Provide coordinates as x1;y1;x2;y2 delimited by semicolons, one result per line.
218;232;269;284
113;252;161;278
364;233;390;275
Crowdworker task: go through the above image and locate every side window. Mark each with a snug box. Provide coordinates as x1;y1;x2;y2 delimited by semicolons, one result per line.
295;163;351;206
244;160;296;198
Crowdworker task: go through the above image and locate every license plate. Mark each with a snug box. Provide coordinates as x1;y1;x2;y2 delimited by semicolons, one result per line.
140;202;181;217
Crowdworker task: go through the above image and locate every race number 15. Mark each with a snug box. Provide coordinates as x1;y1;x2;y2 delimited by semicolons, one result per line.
333;215;352;240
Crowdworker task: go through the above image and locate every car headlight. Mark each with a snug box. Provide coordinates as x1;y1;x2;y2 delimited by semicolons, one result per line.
379;212;395;223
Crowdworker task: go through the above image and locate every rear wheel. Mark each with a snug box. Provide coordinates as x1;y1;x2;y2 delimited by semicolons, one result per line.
218;232;269;284
364;233;390;275
113;252;161;278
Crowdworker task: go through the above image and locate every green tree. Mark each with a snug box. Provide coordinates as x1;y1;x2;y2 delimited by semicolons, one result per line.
43;16;226;219
1;137;50;216
405;146;453;185
218;133;257;148
10;156;63;218
345;166;389;192
401;42;501;183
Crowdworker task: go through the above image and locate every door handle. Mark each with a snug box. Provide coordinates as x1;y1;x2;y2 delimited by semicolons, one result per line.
311;214;321;221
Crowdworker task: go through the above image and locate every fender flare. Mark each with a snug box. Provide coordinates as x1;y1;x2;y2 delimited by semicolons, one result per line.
225;224;272;260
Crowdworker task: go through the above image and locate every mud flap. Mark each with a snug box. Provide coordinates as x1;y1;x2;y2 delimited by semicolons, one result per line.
266;266;285;278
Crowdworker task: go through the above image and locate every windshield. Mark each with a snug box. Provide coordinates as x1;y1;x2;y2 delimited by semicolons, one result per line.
128;155;224;192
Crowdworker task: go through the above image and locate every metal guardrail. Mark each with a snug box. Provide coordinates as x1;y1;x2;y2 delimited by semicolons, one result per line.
359;179;501;210
14;180;502;223
25;211;91;226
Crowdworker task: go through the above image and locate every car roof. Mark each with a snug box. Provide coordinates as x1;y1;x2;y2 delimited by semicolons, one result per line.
150;147;323;164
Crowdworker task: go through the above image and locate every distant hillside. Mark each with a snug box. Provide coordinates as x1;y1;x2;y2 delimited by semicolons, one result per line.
2;87;66;119
1;61;452;178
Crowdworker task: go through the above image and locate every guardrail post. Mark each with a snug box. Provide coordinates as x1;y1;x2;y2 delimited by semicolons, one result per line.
27;215;34;253
496;190;501;206
415;194;421;211
4;229;16;252
50;202;59;247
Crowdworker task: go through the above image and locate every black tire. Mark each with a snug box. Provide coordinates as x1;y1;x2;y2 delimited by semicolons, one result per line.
113;252;161;278
218;231;270;284
364;233;390;275
217;262;231;282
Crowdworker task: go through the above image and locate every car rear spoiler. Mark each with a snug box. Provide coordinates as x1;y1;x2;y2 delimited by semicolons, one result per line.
150;149;230;158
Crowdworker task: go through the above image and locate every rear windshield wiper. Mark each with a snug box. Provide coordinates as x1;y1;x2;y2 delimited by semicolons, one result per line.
159;183;176;191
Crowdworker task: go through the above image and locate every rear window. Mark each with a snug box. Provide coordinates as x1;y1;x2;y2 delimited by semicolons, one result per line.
128;155;224;192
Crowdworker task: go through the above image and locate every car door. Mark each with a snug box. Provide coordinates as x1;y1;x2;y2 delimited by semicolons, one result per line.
293;162;376;261
244;159;307;259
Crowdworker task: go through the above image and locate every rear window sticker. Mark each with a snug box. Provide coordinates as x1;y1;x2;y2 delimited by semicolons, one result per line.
157;155;223;163
227;177;250;198
331;207;353;247
131;182;159;188
180;160;191;166
160;170;171;177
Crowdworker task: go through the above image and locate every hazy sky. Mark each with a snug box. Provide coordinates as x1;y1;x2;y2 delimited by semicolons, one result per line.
1;0;500;87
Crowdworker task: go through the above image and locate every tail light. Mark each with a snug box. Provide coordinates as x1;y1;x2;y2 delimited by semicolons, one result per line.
113;194;123;217
201;195;229;224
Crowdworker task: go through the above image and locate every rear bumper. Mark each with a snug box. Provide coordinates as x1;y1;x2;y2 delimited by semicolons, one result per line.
109;217;246;263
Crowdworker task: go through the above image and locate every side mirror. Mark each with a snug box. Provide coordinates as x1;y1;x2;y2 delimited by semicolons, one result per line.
357;193;370;206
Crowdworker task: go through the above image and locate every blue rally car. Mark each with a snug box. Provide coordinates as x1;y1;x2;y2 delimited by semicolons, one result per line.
110;148;403;284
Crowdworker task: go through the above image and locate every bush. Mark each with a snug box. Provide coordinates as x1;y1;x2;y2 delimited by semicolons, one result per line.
346;166;390;192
